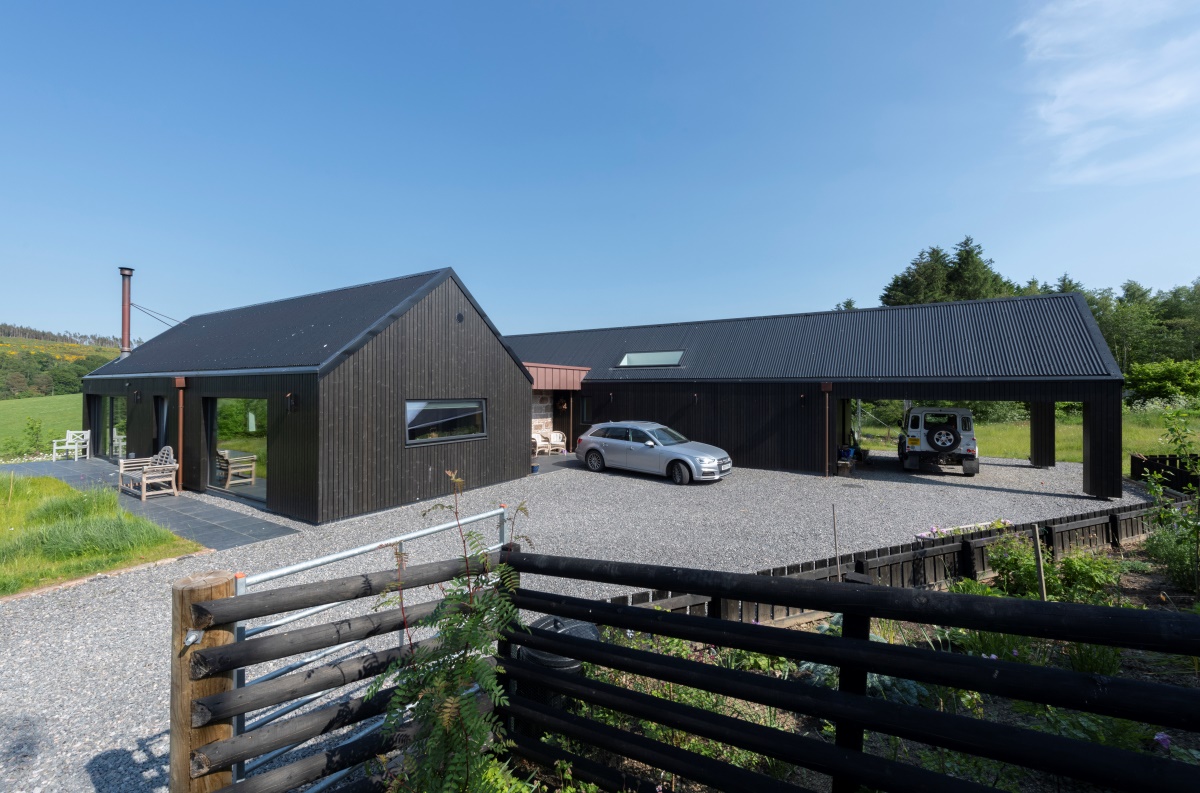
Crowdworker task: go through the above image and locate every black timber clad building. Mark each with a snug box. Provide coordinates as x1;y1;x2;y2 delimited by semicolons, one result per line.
82;269;533;523
506;293;1126;498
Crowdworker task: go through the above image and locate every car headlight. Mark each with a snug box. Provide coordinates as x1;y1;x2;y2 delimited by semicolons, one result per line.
696;456;716;465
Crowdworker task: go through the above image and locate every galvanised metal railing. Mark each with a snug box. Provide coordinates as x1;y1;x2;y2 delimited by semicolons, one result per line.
229;507;510;782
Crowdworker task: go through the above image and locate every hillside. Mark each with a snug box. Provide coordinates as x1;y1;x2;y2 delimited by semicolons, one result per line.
0;393;82;451
0;336;118;400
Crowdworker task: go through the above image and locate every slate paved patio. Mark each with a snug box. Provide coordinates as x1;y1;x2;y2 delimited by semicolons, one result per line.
0;458;297;550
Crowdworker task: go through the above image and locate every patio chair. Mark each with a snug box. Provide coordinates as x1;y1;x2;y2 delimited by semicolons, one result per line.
119;446;179;501
217;449;257;488
532;433;550;456
112;430;127;458
548;431;567;455
51;430;90;461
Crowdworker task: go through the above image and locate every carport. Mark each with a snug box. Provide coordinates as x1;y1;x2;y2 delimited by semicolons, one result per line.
506;292;1125;498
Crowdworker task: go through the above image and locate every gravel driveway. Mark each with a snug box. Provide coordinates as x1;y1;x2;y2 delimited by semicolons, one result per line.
0;455;1149;791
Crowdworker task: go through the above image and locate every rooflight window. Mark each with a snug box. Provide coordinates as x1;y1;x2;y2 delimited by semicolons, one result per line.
618;350;684;367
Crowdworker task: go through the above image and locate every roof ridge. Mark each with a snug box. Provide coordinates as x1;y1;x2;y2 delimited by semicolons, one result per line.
184;268;449;321
505;292;1075;339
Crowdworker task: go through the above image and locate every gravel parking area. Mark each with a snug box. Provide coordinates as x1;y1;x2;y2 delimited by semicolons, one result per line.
0;455;1149;791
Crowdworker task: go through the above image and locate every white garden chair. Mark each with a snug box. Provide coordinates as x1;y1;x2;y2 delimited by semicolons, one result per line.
52;430;90;461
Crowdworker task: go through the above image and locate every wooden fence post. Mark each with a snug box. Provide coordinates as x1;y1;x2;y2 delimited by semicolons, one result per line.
498;543;523;740
171;571;236;793
833;577;872;793
1109;513;1122;550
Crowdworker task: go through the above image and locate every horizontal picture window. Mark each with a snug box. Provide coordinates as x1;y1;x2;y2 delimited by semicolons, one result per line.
406;399;486;444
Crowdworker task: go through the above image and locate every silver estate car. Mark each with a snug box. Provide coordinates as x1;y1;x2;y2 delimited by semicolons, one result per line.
576;421;733;484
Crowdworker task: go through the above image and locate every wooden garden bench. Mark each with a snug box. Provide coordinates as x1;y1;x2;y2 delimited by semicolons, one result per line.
119;447;179;501
52;430;90;461
217;450;257;489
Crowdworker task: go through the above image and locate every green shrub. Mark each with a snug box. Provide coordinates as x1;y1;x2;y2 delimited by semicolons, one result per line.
987;534;1061;599
1;417;45;457
1126;359;1200;404
1020;704;1153;753
1145;524;1197;592
1058;551;1120;604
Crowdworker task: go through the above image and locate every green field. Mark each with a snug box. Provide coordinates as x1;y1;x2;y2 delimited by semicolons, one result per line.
0;475;200;594
0;393;82;452
859;410;1173;474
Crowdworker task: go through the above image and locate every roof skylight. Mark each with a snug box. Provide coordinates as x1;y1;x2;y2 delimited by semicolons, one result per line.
618;350;684;367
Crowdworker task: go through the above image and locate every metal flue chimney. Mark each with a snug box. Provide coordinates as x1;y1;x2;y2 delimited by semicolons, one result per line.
119;267;134;359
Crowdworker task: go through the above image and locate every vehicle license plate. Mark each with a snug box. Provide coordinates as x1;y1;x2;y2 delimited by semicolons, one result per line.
908;437;920;446
720;464;731;471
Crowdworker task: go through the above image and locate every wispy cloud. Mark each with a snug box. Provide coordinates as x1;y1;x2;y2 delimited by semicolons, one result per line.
1015;0;1200;184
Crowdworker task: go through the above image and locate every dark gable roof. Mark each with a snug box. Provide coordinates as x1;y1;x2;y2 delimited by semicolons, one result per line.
86;268;532;382
505;292;1123;383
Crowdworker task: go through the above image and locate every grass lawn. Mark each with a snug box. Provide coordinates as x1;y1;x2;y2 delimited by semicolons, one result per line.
859;411;1173;475
0;474;200;595
0;393;83;451
218;435;268;479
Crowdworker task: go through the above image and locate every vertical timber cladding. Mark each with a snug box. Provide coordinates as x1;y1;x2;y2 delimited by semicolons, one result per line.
81;376;176;458
1082;382;1124;499
318;278;532;523
579;381;822;470
1029;401;1056;468
82;373;321;522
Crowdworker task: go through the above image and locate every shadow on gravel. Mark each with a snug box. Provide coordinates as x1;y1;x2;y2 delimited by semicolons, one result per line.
85;730;169;792
0;715;47;772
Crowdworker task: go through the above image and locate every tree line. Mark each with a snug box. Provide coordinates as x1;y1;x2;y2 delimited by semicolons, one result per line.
837;236;1200;403
0;323;141;349
1;341;118;400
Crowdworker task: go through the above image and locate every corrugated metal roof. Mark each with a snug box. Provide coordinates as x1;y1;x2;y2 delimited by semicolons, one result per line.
86;268;508;379
505;293;1123;383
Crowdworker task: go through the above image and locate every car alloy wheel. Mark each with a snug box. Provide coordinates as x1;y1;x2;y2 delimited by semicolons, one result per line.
586;450;605;472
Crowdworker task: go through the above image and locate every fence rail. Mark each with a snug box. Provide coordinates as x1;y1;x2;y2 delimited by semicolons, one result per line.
169;508;512;793
1132;454;1199;493
169;495;1199;792
501;551;1200;793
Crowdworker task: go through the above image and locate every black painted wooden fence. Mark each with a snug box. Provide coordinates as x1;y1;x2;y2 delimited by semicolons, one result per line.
503;551;1200;793
609;497;1186;627
1132;454;1200;494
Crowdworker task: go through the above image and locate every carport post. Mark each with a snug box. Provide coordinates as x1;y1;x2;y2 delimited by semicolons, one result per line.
1030;402;1056;468
822;382;833;477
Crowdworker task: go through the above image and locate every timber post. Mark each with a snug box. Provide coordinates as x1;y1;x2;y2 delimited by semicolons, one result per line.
832;577;872;793
171;570;236;793
498;542;523;739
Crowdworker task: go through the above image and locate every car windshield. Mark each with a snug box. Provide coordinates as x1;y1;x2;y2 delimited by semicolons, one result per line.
650;427;688;446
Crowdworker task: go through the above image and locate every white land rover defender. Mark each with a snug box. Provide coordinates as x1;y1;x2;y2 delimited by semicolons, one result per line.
898;407;980;476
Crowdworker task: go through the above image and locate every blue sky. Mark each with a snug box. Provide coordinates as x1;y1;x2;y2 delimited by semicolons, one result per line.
1;1;1198;340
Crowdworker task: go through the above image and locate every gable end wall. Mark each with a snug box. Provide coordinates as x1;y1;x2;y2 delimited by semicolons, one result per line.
318;278;531;522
